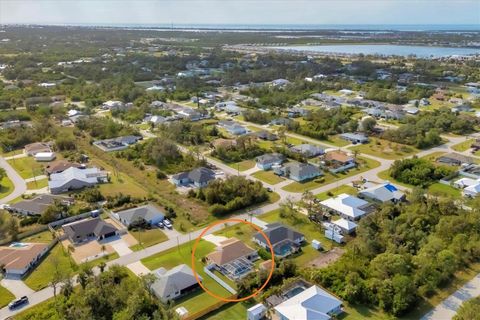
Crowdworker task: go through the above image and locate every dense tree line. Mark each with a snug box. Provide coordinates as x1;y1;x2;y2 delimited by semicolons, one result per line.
158;121;218;146
211;135;266;163
306;195;480;316
192;176;269;215
389;158;456;187
76;116;139;140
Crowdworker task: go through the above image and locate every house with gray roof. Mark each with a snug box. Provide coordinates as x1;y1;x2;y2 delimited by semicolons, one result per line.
289;144;325;158
48;167;108;194
253;223;305;258
113;204;165;227
339;133;369;144
62;217;118;244
171;167;216;188
255;153;285;170
7;195;74;216
437;153;475;166
151;264;202;303
276;162;323;182
93;135;142;152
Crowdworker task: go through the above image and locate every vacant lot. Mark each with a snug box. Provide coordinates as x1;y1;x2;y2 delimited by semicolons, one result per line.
252;170;285;185
26;178;48;190
226;159;256;172
8;156;44;179
349;138;418;160
129;228;169;251
315;185;358;201
451;139;474;152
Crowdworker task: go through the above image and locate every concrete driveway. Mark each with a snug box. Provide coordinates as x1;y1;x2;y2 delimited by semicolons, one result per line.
110;240;133;256
1;278;34;298
204;234;228;246
127;261;150;276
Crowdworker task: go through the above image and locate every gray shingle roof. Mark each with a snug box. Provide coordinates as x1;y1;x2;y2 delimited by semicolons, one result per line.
284;162;321;178
63;218;117;242
115;204;164;225
256;153;285;165
254;223;304;246
172;167;216;184
151;264;201;302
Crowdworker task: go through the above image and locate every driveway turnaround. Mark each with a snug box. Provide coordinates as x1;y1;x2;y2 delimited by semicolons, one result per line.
1;278;35;298
127;261;151;276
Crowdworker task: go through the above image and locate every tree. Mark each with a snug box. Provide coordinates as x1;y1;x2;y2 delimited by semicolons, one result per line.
0;168;6;182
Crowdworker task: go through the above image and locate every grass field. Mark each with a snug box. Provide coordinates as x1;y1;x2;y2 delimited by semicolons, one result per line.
315;185;358;201
377;169;413;189
26;178;48;190
282;156;380;193
22;230;54;243
198;301;254;320
226;159;256;172
8;157;44;179
252;170;285;185
141;240;232;314
0;286;15;308
0;175;14;199
428;183;462;198
421;151;447;162
326;135;351;147
349;138;418;160
451;139;474;152
129;228;169;251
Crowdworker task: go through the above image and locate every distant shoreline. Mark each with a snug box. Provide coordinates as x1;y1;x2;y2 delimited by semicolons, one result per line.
2;23;480;32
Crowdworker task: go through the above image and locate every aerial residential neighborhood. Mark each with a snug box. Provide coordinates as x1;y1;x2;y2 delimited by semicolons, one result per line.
0;1;479;320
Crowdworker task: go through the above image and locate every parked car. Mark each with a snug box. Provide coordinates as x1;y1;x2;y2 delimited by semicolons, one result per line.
8;296;28;310
163;219;173;229
157;221;165;229
266;187;273;192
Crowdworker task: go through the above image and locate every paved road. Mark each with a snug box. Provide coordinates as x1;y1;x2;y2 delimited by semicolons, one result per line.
0;156;27;204
421;274;480;320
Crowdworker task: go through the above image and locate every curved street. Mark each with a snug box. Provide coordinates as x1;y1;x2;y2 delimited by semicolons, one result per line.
0;156;27;204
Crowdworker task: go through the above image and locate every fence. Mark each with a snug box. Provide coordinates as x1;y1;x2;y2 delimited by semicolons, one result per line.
47;210;101;229
203;265;237;294
0;225;49;246
183;295;237;320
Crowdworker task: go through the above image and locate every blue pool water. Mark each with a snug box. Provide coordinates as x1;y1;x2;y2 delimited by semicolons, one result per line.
275;243;292;256
9;242;27;248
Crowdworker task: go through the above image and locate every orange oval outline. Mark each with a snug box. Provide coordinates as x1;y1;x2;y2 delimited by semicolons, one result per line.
190;218;275;302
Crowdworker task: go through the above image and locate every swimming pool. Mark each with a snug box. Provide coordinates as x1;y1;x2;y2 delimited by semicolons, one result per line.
274;243;293;257
285;286;306;299
9;242;28;248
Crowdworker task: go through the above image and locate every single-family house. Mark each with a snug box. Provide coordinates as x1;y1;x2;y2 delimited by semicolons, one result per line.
255;130;278;141
451;104;472;113
62;217;118;244
255;153;285;170
464;183;480;197
274;285;343;320
34;152;56;162
436;153;475;166
0;243;49;276
320;193;376;221
217;120;247;135
289;144;325;158
7;194;74;216
45;160;81;175
24;142;52;156
171;167;216;188
151;264;202;303
253;223;305;258
114;204;165;227
206;238;259;280
275;162;322;182
339;133;369;144
358;182;405;203
332;218;358;235
323;150;356;173
93;135;142;152
48;167;108;194
102;100;126;111
459;164;480;179
271;79;290;88
247;304;267;320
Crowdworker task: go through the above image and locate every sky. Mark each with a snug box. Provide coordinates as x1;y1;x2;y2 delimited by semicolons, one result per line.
0;0;479;26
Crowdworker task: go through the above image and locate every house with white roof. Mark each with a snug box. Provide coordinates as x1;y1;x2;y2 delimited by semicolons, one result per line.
274;285;343;320
332;218;358;234
48;167;108;194
464;183;480;197
358;182;405;203
320;193;375;221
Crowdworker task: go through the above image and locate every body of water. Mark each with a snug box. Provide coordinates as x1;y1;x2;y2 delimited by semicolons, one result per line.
268;44;480;57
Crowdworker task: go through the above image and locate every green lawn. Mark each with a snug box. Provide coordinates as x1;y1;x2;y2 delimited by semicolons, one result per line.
22;230;54;243
377;169;413;189
129;228;169;251
349;138;418;160
252;170;285;185
141;240;233;314
428;183;461;198
26;178;48;190
421;151;447;162
226;159;256;172
13;297;57;320
0;285;15;308
8;157;44;179
198;301;254;320
214;223;257;248
24;244;78;291
0;175;14;199
451;139;474;152
259;209;335;265
282;156;380;193
326;135;351;147
316;185;358;201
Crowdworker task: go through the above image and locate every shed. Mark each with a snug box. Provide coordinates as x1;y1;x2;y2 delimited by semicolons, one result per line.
34;152;56;162
311;239;323;250
247;303;267;320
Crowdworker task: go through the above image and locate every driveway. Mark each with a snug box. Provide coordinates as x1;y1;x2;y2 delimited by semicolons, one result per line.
204;234;228;246
110;240;133;256
1;278;34;298
127;261;151;276
421;273;480;320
